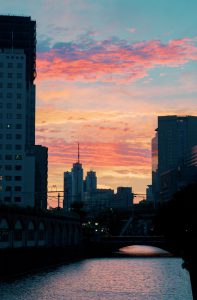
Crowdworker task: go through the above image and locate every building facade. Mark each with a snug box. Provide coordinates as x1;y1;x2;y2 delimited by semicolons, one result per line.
154;115;197;203
0;15;47;207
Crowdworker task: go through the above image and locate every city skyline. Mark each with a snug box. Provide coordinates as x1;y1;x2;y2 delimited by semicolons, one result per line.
1;1;197;196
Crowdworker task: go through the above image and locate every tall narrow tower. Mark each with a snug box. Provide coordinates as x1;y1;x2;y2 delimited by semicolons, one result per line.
71;143;84;202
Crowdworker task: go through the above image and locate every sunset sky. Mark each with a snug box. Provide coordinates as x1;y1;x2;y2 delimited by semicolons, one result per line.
1;0;197;202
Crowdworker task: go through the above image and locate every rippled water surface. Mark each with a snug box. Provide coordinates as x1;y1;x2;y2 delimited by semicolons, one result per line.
0;248;193;300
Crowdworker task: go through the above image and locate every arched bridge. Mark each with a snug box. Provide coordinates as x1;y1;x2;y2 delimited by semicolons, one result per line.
90;235;174;254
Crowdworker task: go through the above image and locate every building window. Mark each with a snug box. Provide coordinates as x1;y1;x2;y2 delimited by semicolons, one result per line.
7;83;12;89
7;63;13;68
0;124;2;129
7;93;12;98
15;124;22;129
16;103;22;109
17;63;22;68
0;103;2;108
4;197;11;202
15;154;22;160
15;165;22;171
5;186;12;191
6;134;12;139
15;186;21;192
5;165;12;170
6;124;12;129
8;73;12;78
0;176;3;180
5;145;12;150
7;103;12;109
16;114;22;119
15;176;22;181
16;134;22;140
17;83;22;89
0;144;2;149
5;155;12;160
17;73;22;79
5;176;12;181
7;113;12;119
15;145;22;150
14;197;21;202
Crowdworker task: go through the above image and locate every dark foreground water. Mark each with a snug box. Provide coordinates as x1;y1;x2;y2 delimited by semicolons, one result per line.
0;246;193;300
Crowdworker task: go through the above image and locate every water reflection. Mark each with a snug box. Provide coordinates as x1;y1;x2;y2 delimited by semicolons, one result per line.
119;245;171;257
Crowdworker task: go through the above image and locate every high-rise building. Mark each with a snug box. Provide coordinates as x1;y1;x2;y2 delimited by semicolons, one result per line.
34;145;48;209
63;171;72;210
85;170;97;193
154;115;197;202
0;16;47;207
112;187;133;209
71;162;84;202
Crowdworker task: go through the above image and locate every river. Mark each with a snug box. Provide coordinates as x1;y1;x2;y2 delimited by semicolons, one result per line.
0;246;193;300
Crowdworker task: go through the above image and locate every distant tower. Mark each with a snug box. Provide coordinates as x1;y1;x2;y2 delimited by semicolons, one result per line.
63;171;72;210
71;143;84;202
86;170;97;193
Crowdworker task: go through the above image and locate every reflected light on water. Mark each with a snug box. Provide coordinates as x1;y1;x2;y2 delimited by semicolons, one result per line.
119;245;171;257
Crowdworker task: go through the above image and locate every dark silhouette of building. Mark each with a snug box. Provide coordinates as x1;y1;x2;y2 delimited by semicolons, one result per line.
34;145;48;209
153;115;197;203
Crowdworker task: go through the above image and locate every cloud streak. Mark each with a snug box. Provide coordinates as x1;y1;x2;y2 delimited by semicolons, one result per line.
37;36;197;83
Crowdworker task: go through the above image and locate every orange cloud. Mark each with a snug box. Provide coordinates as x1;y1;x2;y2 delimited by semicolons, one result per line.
37;37;197;83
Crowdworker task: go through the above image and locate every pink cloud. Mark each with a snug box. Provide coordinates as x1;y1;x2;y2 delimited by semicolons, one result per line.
37;37;197;83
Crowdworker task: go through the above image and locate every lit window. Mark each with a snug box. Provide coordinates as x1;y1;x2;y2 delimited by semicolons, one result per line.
0;176;3;180
6;124;12;129
15;154;22;160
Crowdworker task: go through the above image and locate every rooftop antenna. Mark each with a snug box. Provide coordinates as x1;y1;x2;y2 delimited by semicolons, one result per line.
78;142;80;163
